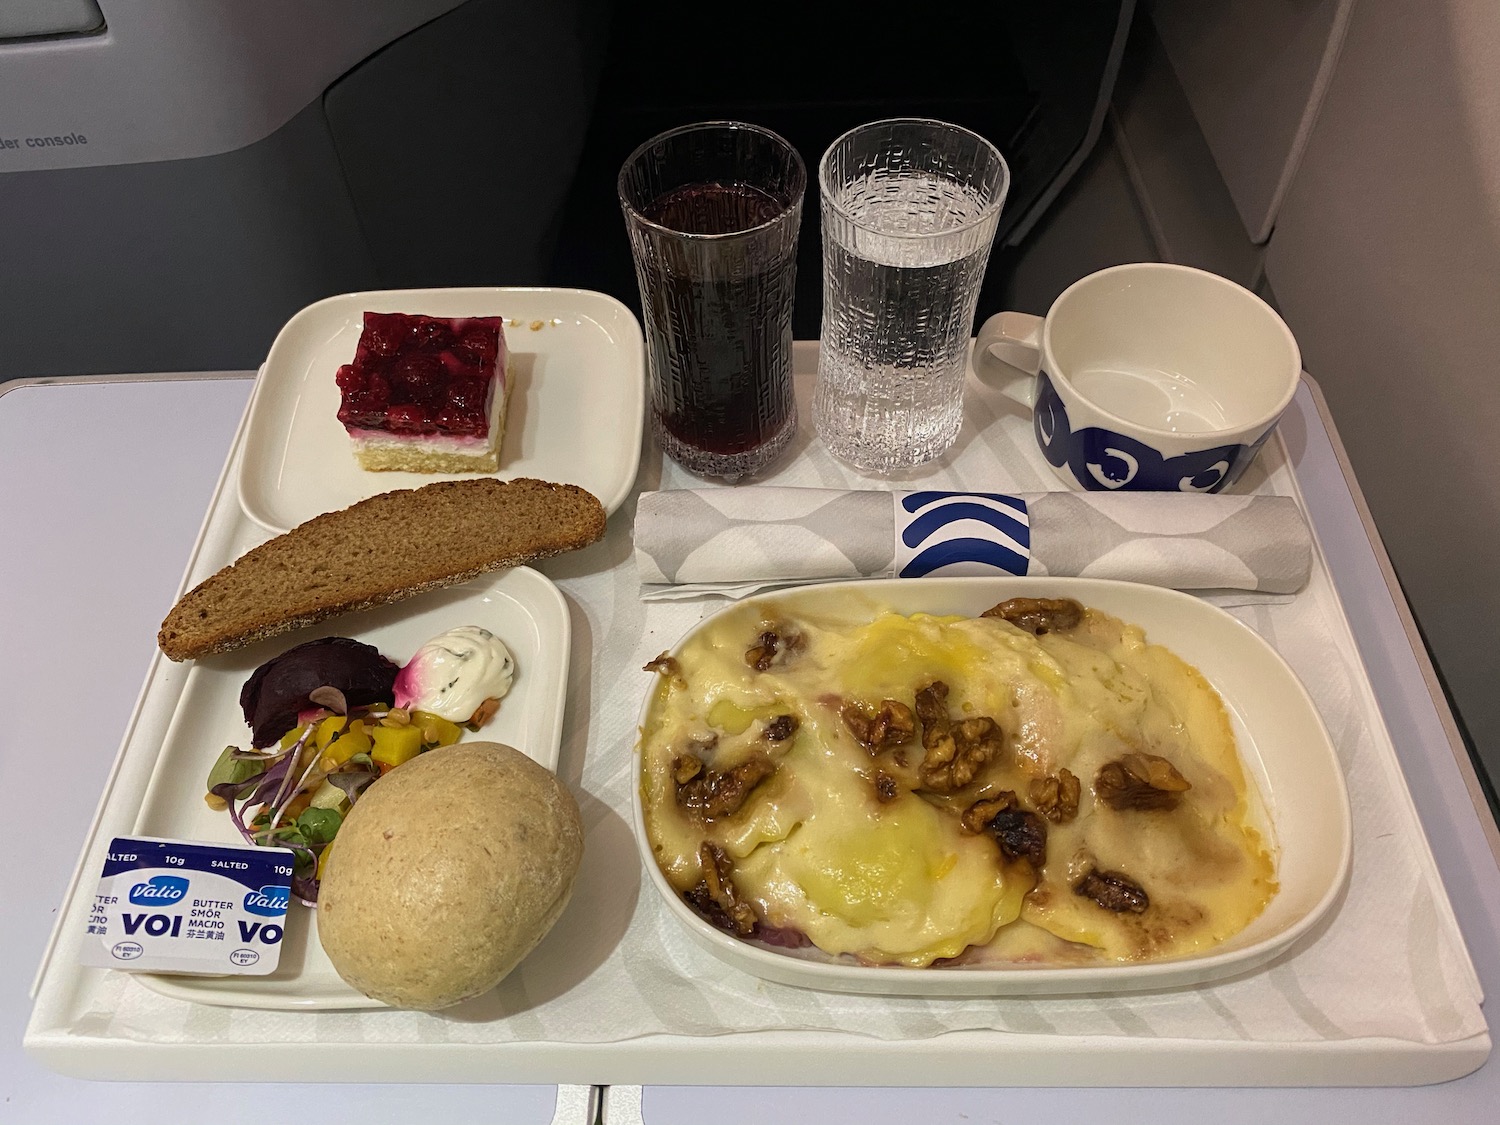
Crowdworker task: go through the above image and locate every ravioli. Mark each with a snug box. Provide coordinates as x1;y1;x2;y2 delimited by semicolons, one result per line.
638;596;1277;968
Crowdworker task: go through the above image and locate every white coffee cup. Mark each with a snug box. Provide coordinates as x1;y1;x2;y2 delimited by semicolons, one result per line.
972;262;1301;492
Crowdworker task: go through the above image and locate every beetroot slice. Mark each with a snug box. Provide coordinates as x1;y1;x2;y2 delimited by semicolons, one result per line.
239;637;398;747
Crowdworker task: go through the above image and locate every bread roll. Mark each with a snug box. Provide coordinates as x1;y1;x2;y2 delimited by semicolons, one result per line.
316;741;583;1010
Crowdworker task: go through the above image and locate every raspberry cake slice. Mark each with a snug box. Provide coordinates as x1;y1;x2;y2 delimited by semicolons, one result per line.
335;312;509;473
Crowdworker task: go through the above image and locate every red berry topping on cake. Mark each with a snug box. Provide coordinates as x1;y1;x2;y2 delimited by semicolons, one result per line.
435;406;477;434
337;312;507;450
410;317;453;351
455;328;499;368
385;403;435;434
365;371;391;406
362;312;411;358
433;376;491;434
446;376;488;410
390;352;447;407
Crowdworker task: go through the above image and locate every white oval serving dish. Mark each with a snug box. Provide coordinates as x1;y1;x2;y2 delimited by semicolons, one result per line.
631;576;1352;997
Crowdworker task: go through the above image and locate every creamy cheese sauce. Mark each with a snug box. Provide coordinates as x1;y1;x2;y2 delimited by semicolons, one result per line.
639;599;1277;968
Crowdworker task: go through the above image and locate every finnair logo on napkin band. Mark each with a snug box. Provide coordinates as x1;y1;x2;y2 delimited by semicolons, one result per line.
893;492;1031;578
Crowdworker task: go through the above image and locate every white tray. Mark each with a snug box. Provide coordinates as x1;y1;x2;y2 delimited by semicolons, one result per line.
24;345;1490;1087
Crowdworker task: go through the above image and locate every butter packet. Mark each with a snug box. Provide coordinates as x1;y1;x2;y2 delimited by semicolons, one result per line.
79;836;294;976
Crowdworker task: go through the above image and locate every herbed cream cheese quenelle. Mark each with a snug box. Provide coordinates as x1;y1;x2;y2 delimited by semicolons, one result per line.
638;596;1277;969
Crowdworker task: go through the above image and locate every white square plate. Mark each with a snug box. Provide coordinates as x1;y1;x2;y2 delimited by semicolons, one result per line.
128;566;570;1009
633;576;1353;996
236;287;644;533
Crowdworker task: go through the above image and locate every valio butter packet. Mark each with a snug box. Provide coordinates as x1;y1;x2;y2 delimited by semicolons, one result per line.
79;836;294;975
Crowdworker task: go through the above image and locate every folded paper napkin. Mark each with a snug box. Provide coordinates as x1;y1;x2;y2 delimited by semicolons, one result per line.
635;488;1313;598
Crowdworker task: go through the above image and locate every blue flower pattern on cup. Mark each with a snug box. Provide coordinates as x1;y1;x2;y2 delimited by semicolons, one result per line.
1034;373;1266;493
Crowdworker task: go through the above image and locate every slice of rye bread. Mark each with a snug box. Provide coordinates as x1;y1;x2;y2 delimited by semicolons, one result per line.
159;477;606;661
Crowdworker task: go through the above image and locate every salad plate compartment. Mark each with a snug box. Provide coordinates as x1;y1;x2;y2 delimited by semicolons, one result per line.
131;568;570;1010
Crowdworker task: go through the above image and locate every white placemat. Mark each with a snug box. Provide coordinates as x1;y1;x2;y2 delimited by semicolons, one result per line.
37;369;1486;1056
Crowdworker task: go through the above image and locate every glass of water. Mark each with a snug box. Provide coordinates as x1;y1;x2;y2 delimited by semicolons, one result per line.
813;118;1010;473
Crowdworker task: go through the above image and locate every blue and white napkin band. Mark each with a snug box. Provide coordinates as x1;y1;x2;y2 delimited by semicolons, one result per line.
633;488;1312;600
893;491;1031;578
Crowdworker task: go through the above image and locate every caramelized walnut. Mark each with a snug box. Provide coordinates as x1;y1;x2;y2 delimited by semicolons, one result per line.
981;597;1084;635
914;681;955;778
1074;867;1150;914
643;652;680;676
763;714;799;742
1029;768;1081;823
956;716;1002;746
914;682;1004;791
672;754;704;785
1095;752;1191;811
745;631;780;672
684;842;758;935
643;652;687;689
745;627;802;672
676;754;776;820
960;794;1013;834
841;698;916;751
960;792;1048;867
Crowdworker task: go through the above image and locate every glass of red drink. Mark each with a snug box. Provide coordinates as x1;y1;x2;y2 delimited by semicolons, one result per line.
619;121;806;481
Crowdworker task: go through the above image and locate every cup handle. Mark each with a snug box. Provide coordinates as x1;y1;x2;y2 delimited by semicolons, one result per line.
973;312;1043;408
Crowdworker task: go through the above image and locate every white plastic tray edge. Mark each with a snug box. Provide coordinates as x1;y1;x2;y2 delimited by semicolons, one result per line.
23;1026;1490;1088
1270;407;1485;1004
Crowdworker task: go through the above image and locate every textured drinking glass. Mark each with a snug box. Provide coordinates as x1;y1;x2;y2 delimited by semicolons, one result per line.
619;122;806;481
813;118;1010;473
